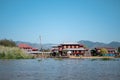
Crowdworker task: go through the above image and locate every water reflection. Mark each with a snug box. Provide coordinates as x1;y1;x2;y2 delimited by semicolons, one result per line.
0;58;120;80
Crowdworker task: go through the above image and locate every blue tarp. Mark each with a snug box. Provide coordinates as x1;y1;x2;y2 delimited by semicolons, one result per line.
102;53;115;56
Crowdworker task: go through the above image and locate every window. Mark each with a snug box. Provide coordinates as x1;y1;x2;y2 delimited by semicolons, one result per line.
66;45;68;48
74;46;76;48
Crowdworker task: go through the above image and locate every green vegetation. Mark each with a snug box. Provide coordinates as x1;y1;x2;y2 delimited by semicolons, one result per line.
118;47;120;53
91;58;118;61
100;57;112;61
99;58;120;61
0;39;34;59
100;48;108;56
0;39;16;47
0;46;34;59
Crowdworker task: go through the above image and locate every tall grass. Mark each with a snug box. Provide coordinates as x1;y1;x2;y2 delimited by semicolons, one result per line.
0;46;34;59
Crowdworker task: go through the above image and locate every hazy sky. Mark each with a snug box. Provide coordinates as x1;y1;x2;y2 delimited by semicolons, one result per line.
0;0;120;43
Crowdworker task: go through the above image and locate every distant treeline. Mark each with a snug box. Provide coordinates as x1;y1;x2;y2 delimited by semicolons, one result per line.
0;39;16;47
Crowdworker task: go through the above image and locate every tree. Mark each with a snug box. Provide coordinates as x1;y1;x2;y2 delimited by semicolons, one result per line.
118;47;120;53
91;49;97;56
100;48;108;54
0;39;16;47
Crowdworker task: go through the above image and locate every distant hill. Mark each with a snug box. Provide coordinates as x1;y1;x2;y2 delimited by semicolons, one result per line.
15;40;120;49
78;40;120;49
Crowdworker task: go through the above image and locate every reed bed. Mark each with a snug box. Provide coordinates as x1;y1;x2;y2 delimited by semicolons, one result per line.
0;46;34;59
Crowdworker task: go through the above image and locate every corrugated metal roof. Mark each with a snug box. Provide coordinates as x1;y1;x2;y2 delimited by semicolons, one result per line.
61;42;80;45
62;42;79;44
63;48;86;50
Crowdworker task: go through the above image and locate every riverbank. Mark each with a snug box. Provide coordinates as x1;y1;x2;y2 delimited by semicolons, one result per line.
69;56;115;59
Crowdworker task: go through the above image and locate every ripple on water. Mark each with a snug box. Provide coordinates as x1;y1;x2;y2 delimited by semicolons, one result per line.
0;58;120;80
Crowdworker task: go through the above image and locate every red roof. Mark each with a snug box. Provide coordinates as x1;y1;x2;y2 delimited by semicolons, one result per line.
32;48;38;51
18;44;32;49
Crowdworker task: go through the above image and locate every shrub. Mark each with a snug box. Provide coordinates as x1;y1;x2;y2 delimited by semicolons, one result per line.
0;46;34;59
100;48;108;55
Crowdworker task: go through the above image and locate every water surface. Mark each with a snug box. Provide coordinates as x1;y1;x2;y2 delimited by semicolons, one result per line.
0;58;120;80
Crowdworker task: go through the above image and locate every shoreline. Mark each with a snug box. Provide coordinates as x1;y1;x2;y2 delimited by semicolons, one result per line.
69;56;115;59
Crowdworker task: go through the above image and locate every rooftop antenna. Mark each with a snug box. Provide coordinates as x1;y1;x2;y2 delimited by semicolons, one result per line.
39;35;42;51
39;35;44;59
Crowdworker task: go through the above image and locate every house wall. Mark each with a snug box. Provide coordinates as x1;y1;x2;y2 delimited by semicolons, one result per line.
58;44;86;55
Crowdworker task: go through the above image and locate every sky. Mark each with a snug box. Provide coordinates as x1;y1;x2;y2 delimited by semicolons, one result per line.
0;0;120;44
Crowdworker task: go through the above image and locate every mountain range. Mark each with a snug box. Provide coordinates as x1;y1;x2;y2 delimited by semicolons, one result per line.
78;40;120;49
15;40;120;49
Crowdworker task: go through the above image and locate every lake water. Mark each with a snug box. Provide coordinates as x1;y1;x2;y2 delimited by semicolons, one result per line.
0;58;120;80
